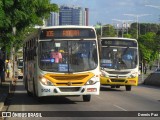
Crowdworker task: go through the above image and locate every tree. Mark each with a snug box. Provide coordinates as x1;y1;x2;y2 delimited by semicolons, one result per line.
128;23;137;39
102;24;116;37
123;34;132;38
0;0;58;79
138;32;157;66
0;0;58;57
94;22;102;37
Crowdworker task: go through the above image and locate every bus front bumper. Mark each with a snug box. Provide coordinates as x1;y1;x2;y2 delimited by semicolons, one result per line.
100;76;138;86
38;82;100;97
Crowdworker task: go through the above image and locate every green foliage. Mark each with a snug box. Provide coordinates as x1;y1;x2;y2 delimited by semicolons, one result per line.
128;23;137;39
102;24;116;37
138;32;158;64
123;34;132;38
124;23;160;65
0;0;58;57
139;23;159;35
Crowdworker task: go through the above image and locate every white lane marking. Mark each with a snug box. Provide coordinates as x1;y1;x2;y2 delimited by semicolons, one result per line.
114;104;127;111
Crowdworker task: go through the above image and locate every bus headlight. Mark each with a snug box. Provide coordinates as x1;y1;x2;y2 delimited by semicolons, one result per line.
129;72;138;78
40;77;53;86
100;70;109;77
85;76;97;85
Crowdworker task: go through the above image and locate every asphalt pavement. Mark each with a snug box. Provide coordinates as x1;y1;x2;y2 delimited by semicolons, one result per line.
0;68;159;113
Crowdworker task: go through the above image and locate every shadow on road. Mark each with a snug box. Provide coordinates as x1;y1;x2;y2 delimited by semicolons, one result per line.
4;83;85;106
138;84;160;90
100;86;123;92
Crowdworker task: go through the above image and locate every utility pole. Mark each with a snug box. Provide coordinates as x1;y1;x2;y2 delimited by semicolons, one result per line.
145;5;160;9
12;27;16;83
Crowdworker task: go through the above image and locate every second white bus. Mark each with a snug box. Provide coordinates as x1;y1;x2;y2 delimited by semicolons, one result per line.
100;37;139;91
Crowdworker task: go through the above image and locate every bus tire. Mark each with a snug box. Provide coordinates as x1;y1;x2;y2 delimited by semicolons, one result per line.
83;95;91;102
33;80;37;97
125;85;131;91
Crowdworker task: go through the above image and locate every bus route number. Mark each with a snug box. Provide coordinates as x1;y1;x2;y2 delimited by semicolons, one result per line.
104;41;112;45
46;30;54;37
41;89;50;92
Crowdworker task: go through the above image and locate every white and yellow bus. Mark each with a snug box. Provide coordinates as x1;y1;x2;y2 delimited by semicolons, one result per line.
100;37;139;91
23;26;100;102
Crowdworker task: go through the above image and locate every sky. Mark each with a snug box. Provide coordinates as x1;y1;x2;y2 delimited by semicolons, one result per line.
51;0;160;26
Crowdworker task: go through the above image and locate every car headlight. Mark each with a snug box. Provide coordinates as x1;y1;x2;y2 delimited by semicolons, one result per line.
40;77;53;86
85;76;98;85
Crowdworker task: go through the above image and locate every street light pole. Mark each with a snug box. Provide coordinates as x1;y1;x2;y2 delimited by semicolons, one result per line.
124;14;151;39
145;5;160;9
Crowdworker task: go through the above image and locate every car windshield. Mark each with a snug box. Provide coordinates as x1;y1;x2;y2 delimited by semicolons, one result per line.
100;47;138;70
39;40;98;72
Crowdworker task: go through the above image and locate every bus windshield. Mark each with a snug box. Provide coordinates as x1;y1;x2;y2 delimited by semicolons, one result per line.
39;40;98;72
101;47;138;70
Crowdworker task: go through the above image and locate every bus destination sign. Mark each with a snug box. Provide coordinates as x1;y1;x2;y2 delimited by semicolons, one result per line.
40;28;95;39
101;39;137;47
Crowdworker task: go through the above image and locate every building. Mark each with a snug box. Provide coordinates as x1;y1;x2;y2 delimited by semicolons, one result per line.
46;5;89;26
46;12;59;26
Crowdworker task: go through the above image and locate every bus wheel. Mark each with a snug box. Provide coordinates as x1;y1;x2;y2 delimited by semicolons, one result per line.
125;85;131;91
33;80;37;97
83;95;91;102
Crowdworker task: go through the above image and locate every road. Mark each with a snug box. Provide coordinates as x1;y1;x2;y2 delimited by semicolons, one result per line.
2;79;160;120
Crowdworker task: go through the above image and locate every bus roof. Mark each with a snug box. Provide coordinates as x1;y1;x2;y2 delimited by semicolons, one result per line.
40;25;95;30
101;37;137;41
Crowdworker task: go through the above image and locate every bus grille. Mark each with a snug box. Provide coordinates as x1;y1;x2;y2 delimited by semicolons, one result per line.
44;72;94;86
107;71;130;75
59;87;80;92
111;79;125;82
56;82;83;86
52;75;88;80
